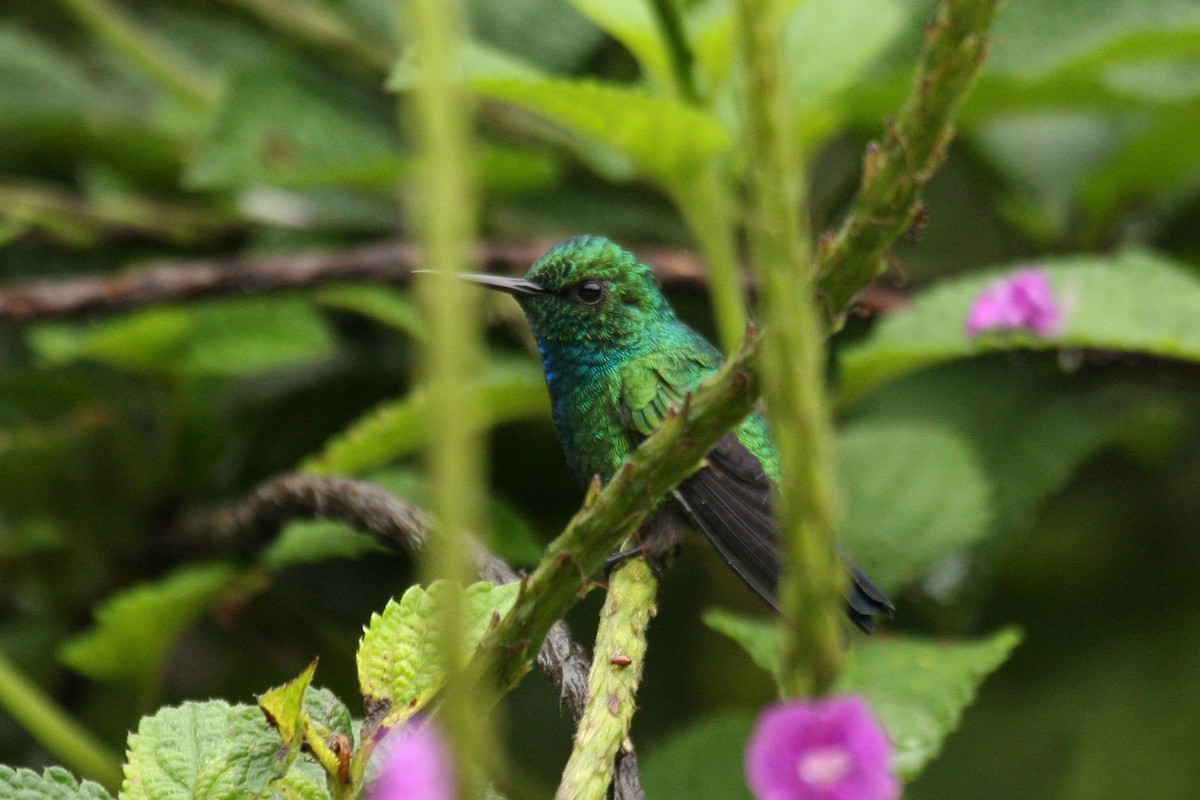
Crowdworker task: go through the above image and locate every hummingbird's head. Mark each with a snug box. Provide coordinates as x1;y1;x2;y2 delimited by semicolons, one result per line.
464;236;675;350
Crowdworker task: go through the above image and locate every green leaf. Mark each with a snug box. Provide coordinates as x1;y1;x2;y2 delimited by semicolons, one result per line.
838;422;992;593
180;297;336;377
0;766;113;800
302;360;549;475
838;250;1200;404
59;564;246;687
27;297;335;378
786;0;905;112
564;0;675;90
700;609;778;678
640;713;755;800
438;47;730;183
121;700;280;800
271;768;332;800
356;581;520;725
466;0;604;73
262;520;389;569
259;660;319;749
185;67;405;190
836;629;1023;779
313;284;427;340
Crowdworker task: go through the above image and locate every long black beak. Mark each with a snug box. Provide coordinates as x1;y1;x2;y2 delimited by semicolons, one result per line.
414;270;548;298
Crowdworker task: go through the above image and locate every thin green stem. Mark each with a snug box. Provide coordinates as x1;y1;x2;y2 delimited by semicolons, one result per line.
404;0;496;792
816;0;1005;323
220;0;392;75
0;653;124;792
735;0;844;697
670;167;748;354
555;556;657;800
478;331;762;695
58;0;217;107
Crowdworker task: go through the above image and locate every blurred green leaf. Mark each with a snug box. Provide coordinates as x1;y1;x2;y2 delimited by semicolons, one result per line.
839;251;1200;404
466;0;603;73
786;0;905;112
640;712;756;800
121;700;280;800
185;67;405;191
700;609;778;678
838;422;992;593
564;0;674;90
313;284;427;340
838;629;1022;779
29;297;336;378
262;520;388;570
0;27;110;122
59;563;247;687
0;766;113;800
356;580;519;726
303;359;549;475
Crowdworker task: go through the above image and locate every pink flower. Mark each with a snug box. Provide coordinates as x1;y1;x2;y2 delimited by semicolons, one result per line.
965;268;1062;338
369;719;455;800
745;696;899;800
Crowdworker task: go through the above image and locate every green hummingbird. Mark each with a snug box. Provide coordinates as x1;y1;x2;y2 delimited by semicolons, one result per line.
455;235;892;631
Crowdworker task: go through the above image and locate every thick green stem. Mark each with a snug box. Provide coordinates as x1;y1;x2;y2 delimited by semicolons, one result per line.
58;0;217;107
736;0;844;697
404;0;496;791
0;654;124;792
478;332;761;694
816;0;1005;322
555;556;657;800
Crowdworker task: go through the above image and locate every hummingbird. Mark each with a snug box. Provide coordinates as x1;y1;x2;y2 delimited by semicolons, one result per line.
453;235;892;632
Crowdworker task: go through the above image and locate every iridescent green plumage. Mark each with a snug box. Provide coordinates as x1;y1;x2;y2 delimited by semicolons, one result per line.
463;236;891;631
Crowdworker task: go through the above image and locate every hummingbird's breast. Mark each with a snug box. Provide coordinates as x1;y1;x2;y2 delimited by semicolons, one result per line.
537;340;636;483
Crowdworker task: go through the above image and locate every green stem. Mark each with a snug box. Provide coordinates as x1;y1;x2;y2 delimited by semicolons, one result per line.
478;331;761;695
404;0;497;792
816;0;1004;323
0;653;124;792
58;0;217;107
555;556;657;800
670;167;748;354
220;0;392;75
735;0;844;697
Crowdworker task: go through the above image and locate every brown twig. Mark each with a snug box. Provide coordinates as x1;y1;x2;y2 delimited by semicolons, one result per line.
0;239;902;328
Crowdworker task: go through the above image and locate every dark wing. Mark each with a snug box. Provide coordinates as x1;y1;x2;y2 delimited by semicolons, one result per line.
673;432;895;633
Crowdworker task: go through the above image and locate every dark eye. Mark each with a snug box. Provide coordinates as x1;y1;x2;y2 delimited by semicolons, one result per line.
573;281;605;305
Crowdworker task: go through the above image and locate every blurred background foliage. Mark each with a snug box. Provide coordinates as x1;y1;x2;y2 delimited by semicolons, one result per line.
0;0;1198;798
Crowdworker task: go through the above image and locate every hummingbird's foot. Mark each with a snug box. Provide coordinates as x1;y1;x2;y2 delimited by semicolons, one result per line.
604;545;674;581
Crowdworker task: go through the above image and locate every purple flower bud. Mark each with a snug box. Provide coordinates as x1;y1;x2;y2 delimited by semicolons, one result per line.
965;268;1062;338
745;696;899;800
369;718;456;800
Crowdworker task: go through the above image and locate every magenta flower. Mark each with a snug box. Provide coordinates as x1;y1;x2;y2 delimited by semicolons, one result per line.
745;696;899;800
965;268;1062;338
369;718;455;800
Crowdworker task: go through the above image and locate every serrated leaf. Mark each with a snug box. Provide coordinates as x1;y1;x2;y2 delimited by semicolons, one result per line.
0;765;114;799
839;250;1200;404
271;767;332;800
640;713;756;800
357;581;520;725
564;0;674;90
259;660;319;747
303;360;549;475
836;629;1023;779
121;700;280;800
60;564;245;686
186;67;405;190
838;422;992;593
